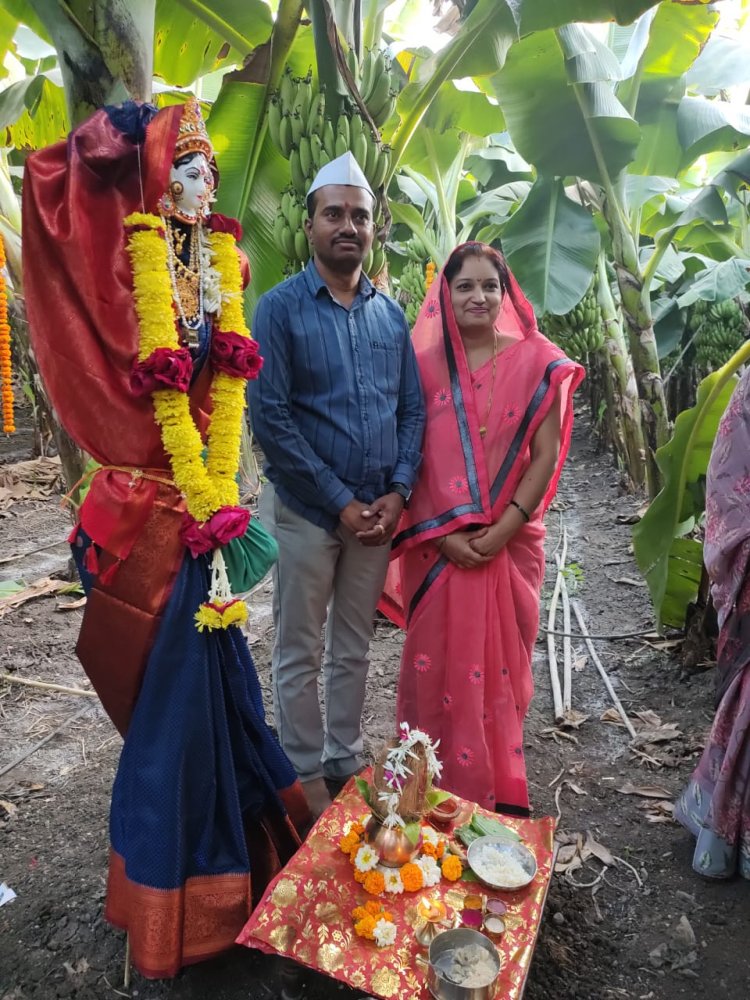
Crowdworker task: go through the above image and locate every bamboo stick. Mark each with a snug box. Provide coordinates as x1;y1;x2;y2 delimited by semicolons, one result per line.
556;529;573;714
571;600;637;740
1;674;96;697
547;531;568;723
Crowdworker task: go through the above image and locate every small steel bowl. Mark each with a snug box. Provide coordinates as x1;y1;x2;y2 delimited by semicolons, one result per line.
467;836;537;891
427;927;501;1000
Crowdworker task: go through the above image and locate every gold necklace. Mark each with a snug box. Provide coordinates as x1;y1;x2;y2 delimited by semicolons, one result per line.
164;218;203;338
478;334;498;438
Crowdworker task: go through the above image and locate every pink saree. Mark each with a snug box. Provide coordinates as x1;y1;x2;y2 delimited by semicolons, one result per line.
382;254;584;812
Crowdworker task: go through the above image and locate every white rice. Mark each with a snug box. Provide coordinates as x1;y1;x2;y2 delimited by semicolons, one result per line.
472;844;529;887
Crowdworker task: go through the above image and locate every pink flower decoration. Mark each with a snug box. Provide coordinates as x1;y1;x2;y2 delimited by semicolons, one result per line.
468;664;484;686
502;402;521;424
413;653;432;673
448;475;468;495
130;347;193;396
433;387;451;407
179;505;251;557
442;693;453;709
457;747;474;767
425;300;440;319
211;331;263;380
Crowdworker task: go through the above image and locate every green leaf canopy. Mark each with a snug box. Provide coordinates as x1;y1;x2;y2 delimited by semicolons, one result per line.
489;27;640;183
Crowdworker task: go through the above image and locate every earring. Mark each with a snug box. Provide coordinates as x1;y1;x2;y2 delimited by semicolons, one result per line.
170;180;184;200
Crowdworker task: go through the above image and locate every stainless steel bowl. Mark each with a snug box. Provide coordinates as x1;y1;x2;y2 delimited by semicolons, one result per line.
467;836;537;890
427;927;501;1000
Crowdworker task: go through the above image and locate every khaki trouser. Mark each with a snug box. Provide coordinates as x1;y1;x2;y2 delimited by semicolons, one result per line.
260;484;391;781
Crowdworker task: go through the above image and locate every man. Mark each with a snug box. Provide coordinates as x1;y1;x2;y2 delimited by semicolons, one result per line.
249;152;425;817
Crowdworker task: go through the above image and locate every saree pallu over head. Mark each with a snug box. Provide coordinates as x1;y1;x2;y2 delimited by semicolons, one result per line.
22;103;241;733
382;249;585;629
383;247;583;811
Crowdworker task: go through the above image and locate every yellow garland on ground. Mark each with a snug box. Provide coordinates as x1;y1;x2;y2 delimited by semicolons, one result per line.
0;233;15;434
205;230;250;508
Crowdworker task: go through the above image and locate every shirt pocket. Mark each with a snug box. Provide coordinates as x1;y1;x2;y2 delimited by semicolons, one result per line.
370;341;401;398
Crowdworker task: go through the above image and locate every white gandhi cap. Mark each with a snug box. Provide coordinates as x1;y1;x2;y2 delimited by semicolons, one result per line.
306;151;374;198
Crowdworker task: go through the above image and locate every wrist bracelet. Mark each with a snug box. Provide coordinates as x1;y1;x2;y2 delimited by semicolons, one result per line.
510;499;530;522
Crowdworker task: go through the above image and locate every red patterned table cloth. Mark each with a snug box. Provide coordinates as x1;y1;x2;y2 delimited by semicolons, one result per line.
238;777;556;999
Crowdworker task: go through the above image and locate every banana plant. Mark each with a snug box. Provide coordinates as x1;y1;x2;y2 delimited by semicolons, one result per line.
633;340;750;629
485;2;728;494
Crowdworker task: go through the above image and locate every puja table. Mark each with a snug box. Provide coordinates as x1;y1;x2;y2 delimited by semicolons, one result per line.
239;776;556;999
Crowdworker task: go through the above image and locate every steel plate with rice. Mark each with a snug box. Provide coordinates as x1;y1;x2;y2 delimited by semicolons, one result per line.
467;836;537;890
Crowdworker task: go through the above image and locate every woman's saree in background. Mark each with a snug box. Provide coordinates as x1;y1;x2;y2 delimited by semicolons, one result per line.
676;369;750;878
381;254;584;813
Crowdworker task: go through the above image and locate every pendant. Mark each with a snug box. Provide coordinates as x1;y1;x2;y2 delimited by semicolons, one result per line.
479;426;487;437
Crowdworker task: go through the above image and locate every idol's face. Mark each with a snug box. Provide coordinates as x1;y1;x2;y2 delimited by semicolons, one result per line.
170;153;214;221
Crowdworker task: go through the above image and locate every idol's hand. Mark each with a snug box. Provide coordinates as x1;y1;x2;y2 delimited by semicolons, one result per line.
440;529;491;569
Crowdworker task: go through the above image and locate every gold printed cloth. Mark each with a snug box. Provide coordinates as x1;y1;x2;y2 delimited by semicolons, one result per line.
237;778;555;999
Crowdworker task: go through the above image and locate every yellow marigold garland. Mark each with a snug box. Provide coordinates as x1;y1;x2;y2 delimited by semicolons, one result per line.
425;260;436;290
124;212;254;631
0;233;14;434
205;231;249;508
125;213;220;522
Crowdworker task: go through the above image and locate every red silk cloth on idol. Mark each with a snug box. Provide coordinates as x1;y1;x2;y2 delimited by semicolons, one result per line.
106;782;310;979
22;105;249;733
238;773;556;1000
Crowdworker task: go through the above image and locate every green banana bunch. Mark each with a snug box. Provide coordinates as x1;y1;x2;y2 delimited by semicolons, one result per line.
366;241;386;280
540;279;605;363
690;297;748;372
398;260;427;328
359;48;399;128
274;187;309;265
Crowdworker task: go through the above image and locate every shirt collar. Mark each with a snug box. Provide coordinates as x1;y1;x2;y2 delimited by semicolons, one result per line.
303;258;377;301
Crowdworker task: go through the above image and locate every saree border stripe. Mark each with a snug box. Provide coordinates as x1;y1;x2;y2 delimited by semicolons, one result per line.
490;358;574;505
406;554;449;624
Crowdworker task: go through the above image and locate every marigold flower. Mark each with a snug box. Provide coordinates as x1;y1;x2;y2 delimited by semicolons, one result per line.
339;833;359;855
352;906;369;922
400;862;424;893
354;914;376;939
421;842;438;858
436;841;446;858
363;870;386;895
364;900;383;916
354;869;366;884
441;855;463;881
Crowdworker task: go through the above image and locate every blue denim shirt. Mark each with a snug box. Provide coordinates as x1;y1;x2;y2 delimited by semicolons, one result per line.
248;261;425;531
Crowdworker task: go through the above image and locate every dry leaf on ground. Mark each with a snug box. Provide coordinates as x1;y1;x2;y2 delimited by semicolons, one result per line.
617;781;672;799
0;578;69;618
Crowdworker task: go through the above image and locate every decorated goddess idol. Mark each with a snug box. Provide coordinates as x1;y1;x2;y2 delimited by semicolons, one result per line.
22;99;311;977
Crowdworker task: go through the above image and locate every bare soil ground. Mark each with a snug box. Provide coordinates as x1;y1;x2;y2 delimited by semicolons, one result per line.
2;407;749;1000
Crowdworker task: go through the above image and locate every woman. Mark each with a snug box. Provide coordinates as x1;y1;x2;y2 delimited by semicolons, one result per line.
675;369;750;878
22;99;310;977
382;243;584;815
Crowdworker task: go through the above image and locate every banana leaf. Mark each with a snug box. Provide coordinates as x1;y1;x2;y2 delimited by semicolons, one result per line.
488;26;640;184
501;177;601;315
633;343;750;629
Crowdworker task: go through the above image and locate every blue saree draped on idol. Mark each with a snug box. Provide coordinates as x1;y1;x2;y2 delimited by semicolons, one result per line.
24;99;310;978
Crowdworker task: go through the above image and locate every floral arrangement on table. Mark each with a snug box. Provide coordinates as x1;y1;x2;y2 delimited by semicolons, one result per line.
339;724;464;945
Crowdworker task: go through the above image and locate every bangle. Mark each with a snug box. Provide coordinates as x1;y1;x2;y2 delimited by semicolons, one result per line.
510;499;530;523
